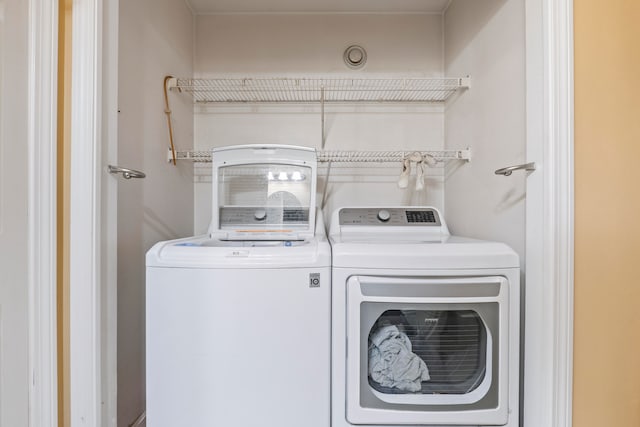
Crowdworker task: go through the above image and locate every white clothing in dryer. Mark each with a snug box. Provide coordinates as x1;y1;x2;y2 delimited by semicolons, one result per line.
368;325;430;392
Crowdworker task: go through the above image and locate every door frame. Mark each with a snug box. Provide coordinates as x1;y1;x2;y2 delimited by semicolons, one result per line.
524;0;574;426
67;0;118;425
66;0;575;426
27;0;59;425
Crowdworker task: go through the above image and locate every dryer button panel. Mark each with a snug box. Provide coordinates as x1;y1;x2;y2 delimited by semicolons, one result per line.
406;210;437;223
339;208;441;226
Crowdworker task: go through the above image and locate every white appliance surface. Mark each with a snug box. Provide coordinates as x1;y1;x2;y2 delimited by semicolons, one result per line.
146;145;330;427
330;206;520;427
329;206;518;270
146;221;330;427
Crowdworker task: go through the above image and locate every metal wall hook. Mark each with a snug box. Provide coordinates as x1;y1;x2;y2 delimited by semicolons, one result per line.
108;165;146;179
494;162;536;176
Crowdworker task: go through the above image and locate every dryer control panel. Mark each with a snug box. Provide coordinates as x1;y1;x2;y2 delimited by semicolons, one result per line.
338;208;441;226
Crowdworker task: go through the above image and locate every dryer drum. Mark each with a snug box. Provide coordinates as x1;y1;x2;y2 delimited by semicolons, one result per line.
367;309;487;395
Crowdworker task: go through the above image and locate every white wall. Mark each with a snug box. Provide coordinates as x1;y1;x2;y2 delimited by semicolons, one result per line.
195;14;443;75
193;104;446;232
444;0;526;261
192;13;447;233
117;0;194;424
0;0;29;425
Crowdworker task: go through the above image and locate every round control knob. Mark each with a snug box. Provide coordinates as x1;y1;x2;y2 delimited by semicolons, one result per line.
377;209;391;222
254;209;267;221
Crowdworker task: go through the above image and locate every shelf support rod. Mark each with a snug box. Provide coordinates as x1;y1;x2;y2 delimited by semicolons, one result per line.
320;86;325;149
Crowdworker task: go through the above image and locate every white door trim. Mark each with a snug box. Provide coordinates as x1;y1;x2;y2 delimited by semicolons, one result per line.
27;0;59;425
524;0;574;426
69;0;103;424
547;0;574;425
70;1;575;426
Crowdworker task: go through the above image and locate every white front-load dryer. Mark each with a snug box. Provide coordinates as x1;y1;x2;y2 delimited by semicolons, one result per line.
330;207;520;427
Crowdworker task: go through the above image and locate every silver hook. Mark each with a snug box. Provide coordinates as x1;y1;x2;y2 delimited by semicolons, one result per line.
107;165;146;179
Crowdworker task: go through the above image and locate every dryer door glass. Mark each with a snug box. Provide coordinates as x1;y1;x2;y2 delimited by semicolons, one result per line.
346;275;512;425
368;309;487;396
347;275;510;414
360;303;498;408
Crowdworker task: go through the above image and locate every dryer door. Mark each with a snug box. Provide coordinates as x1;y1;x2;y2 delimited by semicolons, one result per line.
346;275;510;425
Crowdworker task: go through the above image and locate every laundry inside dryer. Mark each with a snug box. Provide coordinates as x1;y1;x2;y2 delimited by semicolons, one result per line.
368;309;487;395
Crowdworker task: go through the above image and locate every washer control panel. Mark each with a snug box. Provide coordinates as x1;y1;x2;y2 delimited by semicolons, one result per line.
220;207;309;226
339;208;441;226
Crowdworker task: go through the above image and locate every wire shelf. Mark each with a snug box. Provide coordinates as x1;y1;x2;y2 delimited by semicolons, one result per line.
170;77;470;104
170;149;471;164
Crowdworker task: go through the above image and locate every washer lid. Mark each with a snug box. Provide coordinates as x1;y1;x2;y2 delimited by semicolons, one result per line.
146;234;331;269
209;145;318;240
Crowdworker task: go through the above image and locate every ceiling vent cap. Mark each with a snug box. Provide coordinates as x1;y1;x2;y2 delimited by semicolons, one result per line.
343;45;367;70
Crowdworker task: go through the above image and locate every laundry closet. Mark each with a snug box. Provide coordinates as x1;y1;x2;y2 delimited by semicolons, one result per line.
116;0;529;425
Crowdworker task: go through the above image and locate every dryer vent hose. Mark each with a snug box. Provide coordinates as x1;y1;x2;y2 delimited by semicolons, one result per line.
163;75;177;166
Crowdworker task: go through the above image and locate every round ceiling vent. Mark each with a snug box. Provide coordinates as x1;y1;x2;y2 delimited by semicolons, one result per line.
343;45;367;70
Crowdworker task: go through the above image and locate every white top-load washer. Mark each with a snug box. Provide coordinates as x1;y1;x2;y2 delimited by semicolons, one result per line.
330;207;520;427
146;145;331;427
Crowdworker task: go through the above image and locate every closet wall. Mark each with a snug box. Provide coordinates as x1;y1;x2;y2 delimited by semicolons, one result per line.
444;0;526;261
192;13;448;232
116;1;528;426
117;0;194;425
189;4;526;261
